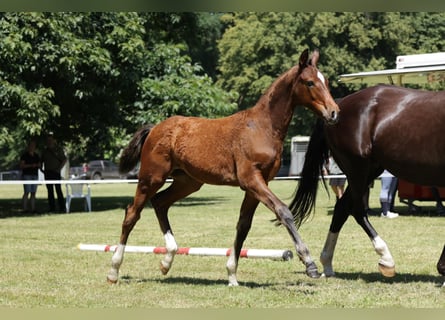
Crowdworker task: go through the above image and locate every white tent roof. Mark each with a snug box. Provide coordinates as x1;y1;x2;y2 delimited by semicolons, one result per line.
338;52;445;86
338;65;445;85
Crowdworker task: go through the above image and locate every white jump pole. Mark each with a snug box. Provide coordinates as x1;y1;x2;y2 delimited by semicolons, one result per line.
77;243;293;261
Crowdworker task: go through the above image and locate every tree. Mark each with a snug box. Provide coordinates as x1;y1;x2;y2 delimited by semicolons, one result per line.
0;12;236;170
217;12;445;165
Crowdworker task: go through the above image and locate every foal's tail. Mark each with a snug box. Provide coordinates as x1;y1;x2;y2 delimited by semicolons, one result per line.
119;125;153;174
289;119;329;229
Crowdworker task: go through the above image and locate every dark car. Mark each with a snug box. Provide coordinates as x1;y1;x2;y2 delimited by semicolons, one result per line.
126;163;140;179
84;160;123;180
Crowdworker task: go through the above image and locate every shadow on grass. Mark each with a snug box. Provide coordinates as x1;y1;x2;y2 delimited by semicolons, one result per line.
114;270;444;288
0;195;227;218
332;271;443;286
120;274;271;288
327;205;444;217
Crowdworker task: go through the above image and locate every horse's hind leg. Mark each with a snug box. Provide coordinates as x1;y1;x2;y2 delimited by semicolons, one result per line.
226;193;259;286
320;191;350;277
151;173;203;276
351;188;396;277
107;178;164;283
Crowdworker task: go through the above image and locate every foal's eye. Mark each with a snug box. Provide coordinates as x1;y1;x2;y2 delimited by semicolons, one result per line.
306;81;315;87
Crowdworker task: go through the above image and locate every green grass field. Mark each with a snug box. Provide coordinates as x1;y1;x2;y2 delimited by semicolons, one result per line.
1;180;445;307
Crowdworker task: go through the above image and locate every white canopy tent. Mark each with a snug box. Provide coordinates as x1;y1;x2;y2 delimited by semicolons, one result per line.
338;52;445;86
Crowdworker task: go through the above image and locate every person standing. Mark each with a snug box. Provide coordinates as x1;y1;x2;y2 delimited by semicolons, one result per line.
380;170;399;219
20;139;41;213
41;132;67;213
327;155;346;200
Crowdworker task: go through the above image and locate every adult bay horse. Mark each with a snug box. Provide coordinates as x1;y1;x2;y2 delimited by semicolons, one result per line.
291;84;445;284
107;49;340;286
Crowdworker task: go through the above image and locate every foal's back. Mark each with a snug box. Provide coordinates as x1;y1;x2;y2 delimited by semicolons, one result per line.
143;108;281;186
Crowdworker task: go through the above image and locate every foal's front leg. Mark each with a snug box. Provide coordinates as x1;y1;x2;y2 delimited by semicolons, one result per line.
107;205;142;283
277;203;320;278
242;175;320;279
107;179;161;283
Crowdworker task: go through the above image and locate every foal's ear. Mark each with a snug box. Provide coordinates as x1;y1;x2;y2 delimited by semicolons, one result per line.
298;49;310;69
309;49;320;67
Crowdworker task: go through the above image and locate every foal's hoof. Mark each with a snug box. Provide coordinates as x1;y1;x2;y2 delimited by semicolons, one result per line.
306;262;321;278
106;276;118;284
307;270;321;278
378;263;396;278
160;262;170;275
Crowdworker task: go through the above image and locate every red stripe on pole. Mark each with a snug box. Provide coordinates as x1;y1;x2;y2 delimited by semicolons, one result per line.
77;244;293;261
153;247;167;254
224;249;248;257
240;249;249;258
177;247;190;255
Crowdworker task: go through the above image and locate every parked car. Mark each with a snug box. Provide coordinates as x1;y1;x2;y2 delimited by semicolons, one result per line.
69;164;87;179
80;160;123;180
0;170;21;180
126;163;140;179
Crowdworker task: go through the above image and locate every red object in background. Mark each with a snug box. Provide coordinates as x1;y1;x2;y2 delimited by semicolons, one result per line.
398;179;445;201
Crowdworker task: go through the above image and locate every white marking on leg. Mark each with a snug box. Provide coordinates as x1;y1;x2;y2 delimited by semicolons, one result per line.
107;244;125;282
160;231;177;274
226;248;239;286
372;235;394;268
320;231;338;277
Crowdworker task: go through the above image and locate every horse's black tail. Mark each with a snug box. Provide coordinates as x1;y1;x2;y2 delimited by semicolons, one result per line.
289;119;329;229
119;124;153;174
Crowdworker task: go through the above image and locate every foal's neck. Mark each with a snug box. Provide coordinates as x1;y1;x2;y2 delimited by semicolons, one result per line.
256;67;298;141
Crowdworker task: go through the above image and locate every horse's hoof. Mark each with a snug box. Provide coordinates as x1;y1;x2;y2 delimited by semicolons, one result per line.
379;263;396;277
321;271;335;278
160;262;170;275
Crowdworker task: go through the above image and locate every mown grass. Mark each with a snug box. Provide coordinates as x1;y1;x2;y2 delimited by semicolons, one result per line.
1;180;445;308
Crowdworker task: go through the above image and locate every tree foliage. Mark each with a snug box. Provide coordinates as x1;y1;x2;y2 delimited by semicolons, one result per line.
1;12;444;171
0;12;236;169
217;12;445;163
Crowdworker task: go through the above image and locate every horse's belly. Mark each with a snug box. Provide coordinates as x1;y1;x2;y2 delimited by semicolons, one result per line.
174;154;239;186
383;161;445;187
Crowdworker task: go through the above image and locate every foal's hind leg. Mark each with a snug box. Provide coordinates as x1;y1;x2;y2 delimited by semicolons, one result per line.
227;193;259;286
151;174;203;276
107;178;164;283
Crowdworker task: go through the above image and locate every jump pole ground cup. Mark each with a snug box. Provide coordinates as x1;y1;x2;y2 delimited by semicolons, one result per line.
77;243;293;261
